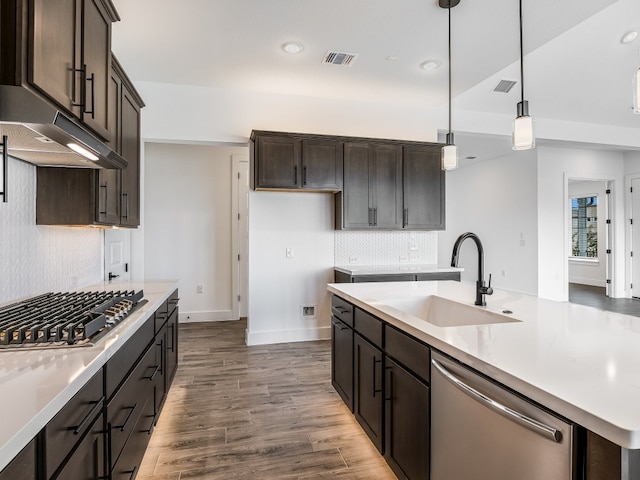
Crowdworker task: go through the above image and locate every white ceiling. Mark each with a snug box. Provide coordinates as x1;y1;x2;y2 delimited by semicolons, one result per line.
111;0;640;162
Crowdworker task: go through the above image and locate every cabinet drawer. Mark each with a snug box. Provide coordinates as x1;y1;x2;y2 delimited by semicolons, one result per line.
44;370;104;479
331;295;354;327
52;412;105;480
154;300;170;333
354;308;383;348
415;272;460;281
385;325;430;383
105;314;154;399
167;289;179;316
353;274;416;283
108;342;156;469
111;395;154;480
0;438;36;480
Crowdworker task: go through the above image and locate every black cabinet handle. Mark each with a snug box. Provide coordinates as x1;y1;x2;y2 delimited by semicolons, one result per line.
145;412;158;435
372;357;382;396
72;65;87;110
122;192;129;219
99;183;108;215
113;403;137;432
331;318;348;331
148;363;161;381
403;208;408;227
294;165;297;185
368;208;373;226
72;397;104;435
124;466;138;480
168;324;175;352
373;208;377;226
86;72;95;118
169;298;180;305
385;366;394;402
1;135;7;203
303;165;307;185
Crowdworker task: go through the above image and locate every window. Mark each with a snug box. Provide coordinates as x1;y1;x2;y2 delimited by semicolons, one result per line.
571;196;598;258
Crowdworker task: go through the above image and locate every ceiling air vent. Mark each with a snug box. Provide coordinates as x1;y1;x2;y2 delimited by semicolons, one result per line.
493;79;517;94
322;50;358;66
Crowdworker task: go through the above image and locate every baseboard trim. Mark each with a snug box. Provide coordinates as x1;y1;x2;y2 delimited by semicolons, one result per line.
179;310;236;323
246;326;331;346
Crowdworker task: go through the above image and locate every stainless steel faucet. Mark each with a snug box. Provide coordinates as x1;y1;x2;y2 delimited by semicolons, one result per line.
451;232;493;306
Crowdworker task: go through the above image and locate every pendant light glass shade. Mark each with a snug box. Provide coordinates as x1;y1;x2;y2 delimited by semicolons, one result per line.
512;100;535;150
442;133;458;170
634;68;640;114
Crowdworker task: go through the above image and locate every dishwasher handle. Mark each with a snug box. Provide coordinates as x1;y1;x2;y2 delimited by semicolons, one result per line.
431;358;563;443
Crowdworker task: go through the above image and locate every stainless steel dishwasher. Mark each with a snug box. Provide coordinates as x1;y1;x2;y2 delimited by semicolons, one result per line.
431;352;575;480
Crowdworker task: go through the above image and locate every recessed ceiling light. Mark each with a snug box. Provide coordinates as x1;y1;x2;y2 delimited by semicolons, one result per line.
282;42;304;54
621;31;638;44
420;60;441;71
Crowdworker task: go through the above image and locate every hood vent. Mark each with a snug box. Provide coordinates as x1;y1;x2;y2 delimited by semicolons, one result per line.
322;51;358;66
0;86;127;169
493;79;517;94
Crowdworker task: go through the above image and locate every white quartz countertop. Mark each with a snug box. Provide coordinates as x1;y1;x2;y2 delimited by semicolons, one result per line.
0;280;178;471
328;280;640;450
334;264;462;275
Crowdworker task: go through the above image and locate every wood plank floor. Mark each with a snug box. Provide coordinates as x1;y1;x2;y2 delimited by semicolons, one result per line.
137;319;397;480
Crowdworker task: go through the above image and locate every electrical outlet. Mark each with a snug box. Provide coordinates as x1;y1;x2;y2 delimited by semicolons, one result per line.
286;248;293;258
399;255;409;262
409;242;418;251
409;252;419;262
196;284;203;294
349;256;358;264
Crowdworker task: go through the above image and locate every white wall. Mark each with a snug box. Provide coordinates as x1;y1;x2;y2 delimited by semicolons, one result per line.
0;157;103;303
537;146;625;301
438;150;539;295
247;192;334;345
143;142;247;320
567;180;608;287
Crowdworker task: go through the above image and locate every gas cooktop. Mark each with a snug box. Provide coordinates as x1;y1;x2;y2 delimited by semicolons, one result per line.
0;290;145;350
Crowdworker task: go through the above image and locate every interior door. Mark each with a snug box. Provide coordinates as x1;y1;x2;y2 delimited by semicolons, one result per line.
232;155;249;318
632;178;640;298
104;229;130;282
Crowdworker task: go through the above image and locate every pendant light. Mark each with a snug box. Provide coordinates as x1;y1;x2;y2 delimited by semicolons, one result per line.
440;0;460;170
512;0;535;150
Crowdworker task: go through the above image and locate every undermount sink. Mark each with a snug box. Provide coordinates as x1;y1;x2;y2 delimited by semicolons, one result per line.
381;295;521;327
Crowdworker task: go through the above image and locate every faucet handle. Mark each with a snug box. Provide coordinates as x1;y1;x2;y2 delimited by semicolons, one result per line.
481;274;494;296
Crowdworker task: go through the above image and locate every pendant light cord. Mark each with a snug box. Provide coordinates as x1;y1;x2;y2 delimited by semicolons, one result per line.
519;0;524;104
448;3;452;136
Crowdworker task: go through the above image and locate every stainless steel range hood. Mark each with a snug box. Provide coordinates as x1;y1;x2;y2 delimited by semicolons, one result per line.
0;85;127;169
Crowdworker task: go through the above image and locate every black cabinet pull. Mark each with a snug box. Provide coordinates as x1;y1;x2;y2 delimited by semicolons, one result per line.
169;298;180;305
372;357;382;396
72;397;104;435
113;403;137;432
403;208;408;227
124;466;138;480
294;165;297;185
368;208;373;226
145;412;158;435
72;65;87;110
303;165;307;185
168;323;175;352
384;367;394;402
331;318;348;331
99;183;108;215
1;135;7;203
373;208;377;226
86;72;95;118
148;363;161;381
122;192;129;219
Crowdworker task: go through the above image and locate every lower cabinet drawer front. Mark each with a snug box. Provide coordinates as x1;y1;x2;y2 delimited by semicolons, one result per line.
354;308;383;348
111;396;155;480
106;314;155;400
385;325;430;383
52;413;105;480
108;343;156;469
44;370;104;479
0;438;36;480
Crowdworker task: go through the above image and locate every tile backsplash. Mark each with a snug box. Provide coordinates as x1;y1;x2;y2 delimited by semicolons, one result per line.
0;157;102;303
335;230;438;266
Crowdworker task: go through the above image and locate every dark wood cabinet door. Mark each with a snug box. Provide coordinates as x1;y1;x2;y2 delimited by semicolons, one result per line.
341;142;371;229
80;0;111;139
53;412;105;480
354;333;383;453
385;358;430;480
256;136;301;188
371;143;403;229
301;139;343;190
166;306;179;386
0;439;36;480
96;169;120;224
331;316;354;410
403;145;445;230
30;0;78;112
120;86;141;226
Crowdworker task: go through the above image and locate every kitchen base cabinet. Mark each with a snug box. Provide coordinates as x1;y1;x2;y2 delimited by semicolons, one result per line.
384;358;429;480
0;439;36;480
334;269;460;283
353;333;383;453
51;412;105;480
110;396;154;480
331;316;353;410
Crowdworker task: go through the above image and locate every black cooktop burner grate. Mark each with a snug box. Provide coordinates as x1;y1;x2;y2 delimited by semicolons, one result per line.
0;290;145;349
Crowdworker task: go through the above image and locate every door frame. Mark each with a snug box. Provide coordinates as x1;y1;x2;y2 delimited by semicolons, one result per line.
625;174;640;298
231;154;249;319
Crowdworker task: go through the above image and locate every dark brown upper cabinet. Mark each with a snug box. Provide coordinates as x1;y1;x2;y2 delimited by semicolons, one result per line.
250;131;343;191
336;142;403;230
403;144;445;230
29;0;118;140
36;56;144;227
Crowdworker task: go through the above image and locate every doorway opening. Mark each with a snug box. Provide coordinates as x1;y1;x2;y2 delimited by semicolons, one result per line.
567;179;612;303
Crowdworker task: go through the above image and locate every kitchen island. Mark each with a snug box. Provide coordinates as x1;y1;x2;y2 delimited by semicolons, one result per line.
0;280;178;475
328;280;640;479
